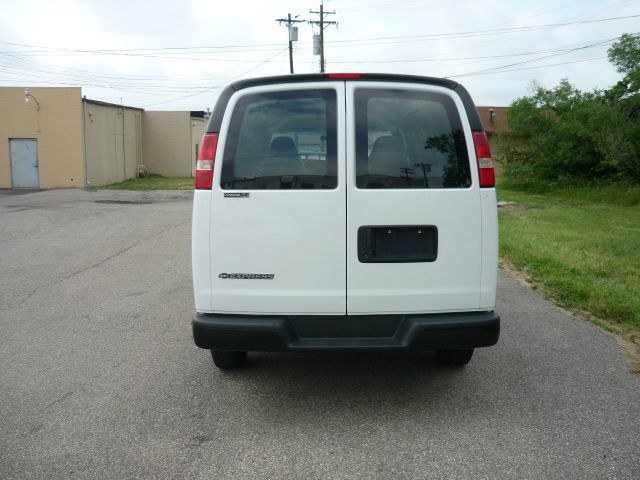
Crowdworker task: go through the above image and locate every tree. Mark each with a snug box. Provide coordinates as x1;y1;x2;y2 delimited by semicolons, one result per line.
608;33;640;77
607;33;640;100
505;80;608;181
502;33;640;184
606;33;640;179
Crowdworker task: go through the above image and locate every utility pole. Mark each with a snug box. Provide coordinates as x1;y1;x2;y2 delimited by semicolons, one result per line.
276;14;305;74
400;167;415;186
414;162;431;187
309;2;337;73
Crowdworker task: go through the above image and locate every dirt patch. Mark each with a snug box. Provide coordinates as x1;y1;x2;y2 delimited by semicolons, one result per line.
499;258;536;289
619;338;640;374
497;201;532;211
3;205;40;213
94;199;154;205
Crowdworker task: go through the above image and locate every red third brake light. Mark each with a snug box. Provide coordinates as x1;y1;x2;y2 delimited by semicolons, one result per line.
195;133;218;190
472;131;495;188
325;73;365;80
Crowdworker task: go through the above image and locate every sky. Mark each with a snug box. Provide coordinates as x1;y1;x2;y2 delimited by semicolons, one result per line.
0;0;638;110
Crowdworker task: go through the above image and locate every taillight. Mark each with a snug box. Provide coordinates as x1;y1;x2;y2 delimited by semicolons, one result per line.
472;131;495;188
195;133;218;190
325;73;364;80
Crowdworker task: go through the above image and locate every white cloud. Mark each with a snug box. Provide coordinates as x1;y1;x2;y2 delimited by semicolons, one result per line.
0;0;636;109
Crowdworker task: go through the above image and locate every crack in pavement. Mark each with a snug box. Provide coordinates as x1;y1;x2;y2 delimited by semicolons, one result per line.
6;220;190;310
44;390;75;411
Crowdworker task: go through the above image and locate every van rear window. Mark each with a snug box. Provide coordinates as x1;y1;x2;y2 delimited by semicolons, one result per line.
221;90;337;190
355;89;471;189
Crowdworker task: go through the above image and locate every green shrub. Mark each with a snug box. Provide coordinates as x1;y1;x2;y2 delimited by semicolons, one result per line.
503;33;640;185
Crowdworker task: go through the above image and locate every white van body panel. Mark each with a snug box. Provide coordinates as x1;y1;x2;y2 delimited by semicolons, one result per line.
192;190;213;311
479;188;499;309
192;79;498;316
345;82;483;314
208;82;346;315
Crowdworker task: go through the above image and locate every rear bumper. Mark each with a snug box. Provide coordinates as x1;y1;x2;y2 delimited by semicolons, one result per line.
192;311;499;352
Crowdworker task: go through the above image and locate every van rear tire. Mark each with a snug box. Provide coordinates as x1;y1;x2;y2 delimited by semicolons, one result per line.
211;350;247;370
436;349;474;366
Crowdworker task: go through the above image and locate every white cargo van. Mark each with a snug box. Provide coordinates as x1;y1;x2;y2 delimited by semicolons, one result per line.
192;73;499;369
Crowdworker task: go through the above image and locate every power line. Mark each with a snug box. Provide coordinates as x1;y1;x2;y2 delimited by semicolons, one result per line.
338;0;482;12
323;13;640;44
0;47;288;103
325;36;618;64
138;49;288;108
452;56;607;77
451;38;619;77
0;33;627;93
0;13;635;56
0;35;619;89
450;0;638;57
0;40;284;52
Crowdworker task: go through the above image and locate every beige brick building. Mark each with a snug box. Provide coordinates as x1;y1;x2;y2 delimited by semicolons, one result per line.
143;111;206;178
83;99;144;187
0;87;206;188
0;87;85;189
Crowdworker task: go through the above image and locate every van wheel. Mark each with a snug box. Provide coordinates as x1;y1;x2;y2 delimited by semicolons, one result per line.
436;349;474;366
211;350;247;370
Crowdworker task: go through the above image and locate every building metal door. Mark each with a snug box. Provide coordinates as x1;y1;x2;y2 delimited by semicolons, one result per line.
10;139;39;188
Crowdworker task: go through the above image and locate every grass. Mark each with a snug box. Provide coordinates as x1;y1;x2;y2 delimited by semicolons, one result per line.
497;178;640;352
102;175;194;190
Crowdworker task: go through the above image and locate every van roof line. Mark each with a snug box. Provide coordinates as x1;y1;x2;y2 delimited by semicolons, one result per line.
230;73;459;91
206;74;482;133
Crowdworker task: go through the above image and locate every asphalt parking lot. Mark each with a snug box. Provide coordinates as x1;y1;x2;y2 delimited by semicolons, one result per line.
1;189;639;479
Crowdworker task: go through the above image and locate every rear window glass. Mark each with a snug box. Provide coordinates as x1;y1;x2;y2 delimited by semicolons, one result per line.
221;89;337;189
355;89;471;189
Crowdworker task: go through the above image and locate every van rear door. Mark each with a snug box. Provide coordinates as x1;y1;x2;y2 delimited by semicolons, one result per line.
345;82;483;314
209;82;346;315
